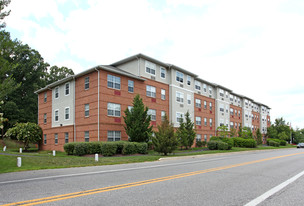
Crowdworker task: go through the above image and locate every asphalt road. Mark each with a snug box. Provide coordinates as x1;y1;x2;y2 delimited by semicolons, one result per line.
1;148;304;206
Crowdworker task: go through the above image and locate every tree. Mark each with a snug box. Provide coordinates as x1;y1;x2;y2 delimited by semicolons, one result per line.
152;115;178;155
217;125;229;137
238;123;242;137
229;127;237;137
240;127;253;139
176;111;195;149
0;100;8;138
278;132;289;142
46;66;74;84
5;122;42;151
123;94;152;143
0;0;11;29
266;117;291;140
255;128;262;145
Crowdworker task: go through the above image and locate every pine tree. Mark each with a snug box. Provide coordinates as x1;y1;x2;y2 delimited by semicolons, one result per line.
176;111;195;149
256;128;262;145
152;115;178;155
123;94;152;143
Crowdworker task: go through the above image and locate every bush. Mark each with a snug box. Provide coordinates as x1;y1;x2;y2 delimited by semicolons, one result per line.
122;142;137;155
207;141;219;150
101;142;118;156
280;140;287;146
196;140;203;147
74;143;88;156
217;141;228;150
64;143;76;155
115;141;126;154
269;140;279;147
135;142;148;154
232;137;257;148
210;136;233;150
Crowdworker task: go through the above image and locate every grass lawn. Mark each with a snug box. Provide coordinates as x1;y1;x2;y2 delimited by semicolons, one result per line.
0;143;296;174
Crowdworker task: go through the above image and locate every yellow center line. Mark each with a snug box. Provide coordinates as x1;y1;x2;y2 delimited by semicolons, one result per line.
2;152;304;206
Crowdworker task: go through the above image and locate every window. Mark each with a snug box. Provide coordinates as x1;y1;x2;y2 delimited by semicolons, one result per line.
204;135;207;142
235;122;237;129
85;104;89;117
195;99;201;108
161;111;166;121
230;95;233;102
55;87;59;99
203;84;207;92
226;105;229;113
219;104;224;112
44;92;47;102
238;110;241;117
65;107;70;120
195;80;201;90
226;120;229;127
54;110;59;122
176;91;184;103
44;134;47;145
55;133;58;144
65;83;70;95
176;112;184;123
44;113;47;124
148;109;156;121
210;118;213;127
145;61;156;75
176;71;184;83
245;111;248;118
85;76;89;90
128;106;133;112
196;117;201;125
196;134;202;142
209;87;213;94
230;122;234;128
187;94;191;105
219;89;224;97
65;132;69;143
128;80;134;93
220;119;224;126
84;131;89;142
146;85;156;98
235;110;237;116
108;103;121;117
107;131;121;141
209;102;212;110
204;101;207;109
187;75;191;85
204;118;207;126
161;89;166;100
225;91;229;98
107;74;121;89
160;67;166;79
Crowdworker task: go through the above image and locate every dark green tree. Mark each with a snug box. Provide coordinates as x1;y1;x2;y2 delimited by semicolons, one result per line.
123;94;152;143
0;0;11;29
266;117;291;140
152;115;178;155
46;66;74;84
176;111;195;149
238;123;242;137
255;128;262;145
5;122;42;151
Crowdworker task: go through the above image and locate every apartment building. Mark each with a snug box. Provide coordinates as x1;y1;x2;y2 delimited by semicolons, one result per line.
37;54;271;151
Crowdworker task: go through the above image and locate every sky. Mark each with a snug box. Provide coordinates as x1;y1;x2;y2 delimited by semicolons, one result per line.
4;0;304;129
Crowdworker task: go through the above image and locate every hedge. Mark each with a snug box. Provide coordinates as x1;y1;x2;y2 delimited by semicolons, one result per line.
231;137;257;148
210;136;233;150
207;141;229;150
267;139;286;146
269;140;279;147
196;141;206;148
63;141;148;156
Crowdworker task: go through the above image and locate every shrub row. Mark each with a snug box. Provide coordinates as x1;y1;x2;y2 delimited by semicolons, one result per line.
268;140;279;147
231;137;257;148
196;140;207;147
266;138;286;146
63;141;148;156
207;141;229;150
210;136;233;150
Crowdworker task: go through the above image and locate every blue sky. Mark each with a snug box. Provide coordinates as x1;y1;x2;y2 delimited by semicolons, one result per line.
5;0;304;129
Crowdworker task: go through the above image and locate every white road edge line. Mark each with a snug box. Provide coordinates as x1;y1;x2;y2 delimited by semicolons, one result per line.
244;169;304;206
0;157;229;185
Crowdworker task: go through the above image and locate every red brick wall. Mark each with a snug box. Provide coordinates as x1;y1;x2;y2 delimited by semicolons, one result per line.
252;111;260;134
230;105;242;134
194;93;215;142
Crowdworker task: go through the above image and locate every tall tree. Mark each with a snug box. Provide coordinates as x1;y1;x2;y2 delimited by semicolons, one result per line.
0;0;11;29
46;66;74;84
152;115;178;155
123;94;153;143
255;128;262;145
176;111;195;149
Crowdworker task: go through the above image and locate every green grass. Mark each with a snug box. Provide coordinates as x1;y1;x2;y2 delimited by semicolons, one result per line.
0;139;297;174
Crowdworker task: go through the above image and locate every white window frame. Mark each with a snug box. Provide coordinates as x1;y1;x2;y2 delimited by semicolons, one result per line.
176;71;184;83
176;91;184;103
219;104;224;112
65;132;69;143
195;99;201;108
209;102;213;110
161;89;166;100
44;113;47;124
65;82;70;96
161;111;166;121
64;107;70;120
187;94;191;105
107;103;121;117
54;87;59;99
84;76;89;90
176;112;184;123
196;117;201;125
210;118;213;127
85;104;89;117
203;84;207;92
204;117;207;126
148;109;156;121
204;101;207;109
107;74;121;90
43;134;47;145
44;92;47;103
107;131;121;141
85;131;89;142
54;133;58;144
145;61;156;76
160;67;166;79
195;80;201;90
54;109;59;122
187;75;191;85
146;85;156;98
196;134;202;142
209;86;213;94
128;80;134;93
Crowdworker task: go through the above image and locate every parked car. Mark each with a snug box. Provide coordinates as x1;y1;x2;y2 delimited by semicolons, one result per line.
297;143;304;148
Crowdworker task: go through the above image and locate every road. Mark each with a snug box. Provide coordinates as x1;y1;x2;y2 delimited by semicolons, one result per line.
1;149;304;206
